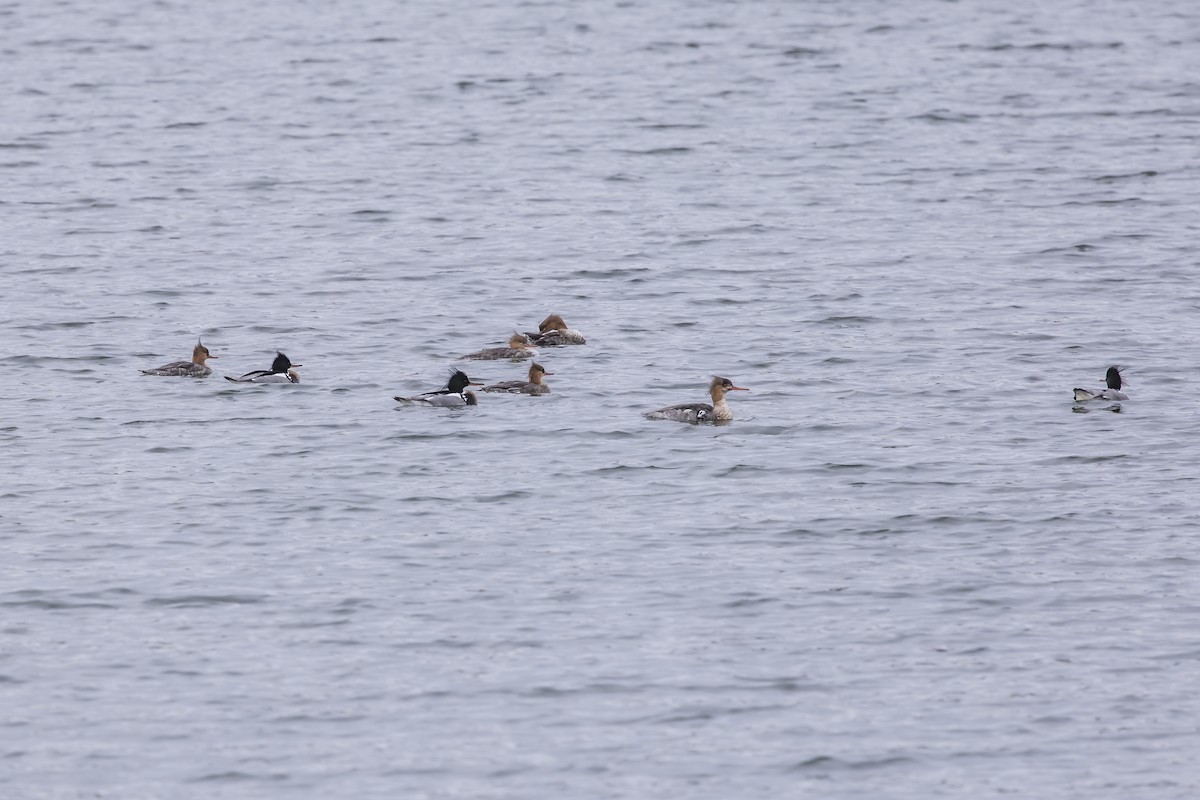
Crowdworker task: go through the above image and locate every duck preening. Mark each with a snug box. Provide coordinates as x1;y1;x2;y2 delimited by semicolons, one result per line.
525;314;586;346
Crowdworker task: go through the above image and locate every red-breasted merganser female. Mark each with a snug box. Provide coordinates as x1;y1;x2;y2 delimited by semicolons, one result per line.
525;314;586;346
481;362;552;395
394;369;483;408
225;352;302;384
140;339;218;377
459;333;538;361
644;376;749;423
1073;366;1128;402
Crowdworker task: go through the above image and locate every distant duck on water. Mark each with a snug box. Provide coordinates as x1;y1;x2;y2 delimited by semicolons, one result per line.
644;376;748;423
140;339;217;378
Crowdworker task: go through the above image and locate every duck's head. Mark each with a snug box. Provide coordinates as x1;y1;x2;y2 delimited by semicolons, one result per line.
508;332;534;349
710;375;749;400
529;362;553;382
1105;366;1123;390
538;314;568;333
192;339;216;364
271;352;301;372
447;369;484;394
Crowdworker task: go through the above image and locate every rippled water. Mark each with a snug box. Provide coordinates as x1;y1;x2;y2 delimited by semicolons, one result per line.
4;0;1200;797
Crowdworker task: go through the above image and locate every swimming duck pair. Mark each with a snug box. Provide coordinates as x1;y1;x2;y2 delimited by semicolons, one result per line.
140;340;301;383
457;314;587;361
394;364;553;407
397;368;749;424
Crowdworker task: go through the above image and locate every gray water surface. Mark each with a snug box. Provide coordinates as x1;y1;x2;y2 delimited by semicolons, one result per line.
4;0;1200;797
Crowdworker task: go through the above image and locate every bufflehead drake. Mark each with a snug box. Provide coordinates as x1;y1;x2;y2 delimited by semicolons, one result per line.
482;362;552;395
140;339;217;377
460;333;538;361
225;352;302;384
525;314;586;346
644;376;749;423
394;369;483;408
1073;366;1128;402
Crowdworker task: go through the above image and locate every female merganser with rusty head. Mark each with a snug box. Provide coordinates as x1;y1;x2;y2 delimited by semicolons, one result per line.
644;376;749;423
459;332;538;361
225;352;302;384
1073;366;1128;402
140;339;218;377
525;314;586;346
482;362;552;395
394;369;483;408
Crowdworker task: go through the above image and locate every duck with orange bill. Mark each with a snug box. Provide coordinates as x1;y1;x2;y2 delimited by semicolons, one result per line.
525;314;586;346
482;362;552;395
459;332;538;361
140;339;218;378
395;369;483;408
225;352;302;384
644;376;749;423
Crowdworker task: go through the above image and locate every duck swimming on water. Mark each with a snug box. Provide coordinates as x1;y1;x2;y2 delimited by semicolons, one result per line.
482;362;552;395
459;333;538;361
525;314;586;346
644;376;748;423
1073;366;1128;402
225;352;302;384
394;369;483;408
140;339;217;378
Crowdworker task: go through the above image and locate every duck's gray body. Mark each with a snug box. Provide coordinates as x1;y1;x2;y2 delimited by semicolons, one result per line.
527;328;586;346
141;360;212;378
644;377;747;424
643;402;717;423
395;390;477;407
1073;367;1127;402
140;341;216;378
461;348;535;361
482;380;550;395
525;314;586;346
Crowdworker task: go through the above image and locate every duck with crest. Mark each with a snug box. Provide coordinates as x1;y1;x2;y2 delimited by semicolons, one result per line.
140;339;218;378
1073;366;1128;402
644;376;749;423
459;332;538;361
394;369;484;408
225;352;302;384
525;314;586;346
482;362;552;395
